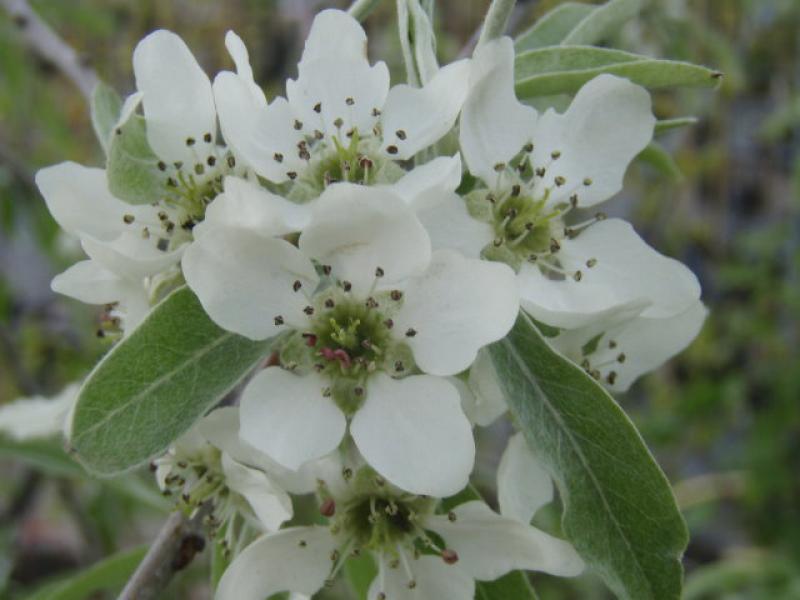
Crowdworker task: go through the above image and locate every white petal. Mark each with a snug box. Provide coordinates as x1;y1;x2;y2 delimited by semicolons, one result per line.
380;59;471;159
0;383;78;441
81;232;184;281
351;374;474;497
428;501;584;580
387;154;462;212
497;433;553;524
224;31;260;98
395;250;519;375
197;176;312;238
464;348;507;426
416;193;494;260
299;184;431;294
35;162;149;240
182;227;317;340
215;526;337;600
518;219;701;328
554;300;708;392
286;57;389;139
531;74;655;208
133;30;216;162
239;368;346;471
460;38;538;184
221;453;293;531
51;260;133;304
213;73;306;183
369;553;474;600
300;9;369;65
198;407;327;495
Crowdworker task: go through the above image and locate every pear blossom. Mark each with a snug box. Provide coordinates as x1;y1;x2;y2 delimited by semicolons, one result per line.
549;299;708;391
183;183;518;497
216;448;582;600
0;383;79;441
213;10;471;203
425;37;700;330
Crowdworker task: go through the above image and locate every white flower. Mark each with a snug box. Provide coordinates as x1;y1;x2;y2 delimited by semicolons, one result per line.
549;299;708;391
0;383;79;441
428;38;700;330
215;450;582;600
154;407;296;549
183;183;519;496
213;9;471;199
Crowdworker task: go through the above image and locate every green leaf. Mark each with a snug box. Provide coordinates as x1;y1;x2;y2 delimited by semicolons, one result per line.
70;286;275;476
515;46;722;98
488;313;689;600
655;117;699;136
637;142;683;182
0;437;82;478
476;571;539;600
515;2;595;52
89;82;122;155
561;0;643;46
106;110;165;205
344;552;378;600
22;545;147;600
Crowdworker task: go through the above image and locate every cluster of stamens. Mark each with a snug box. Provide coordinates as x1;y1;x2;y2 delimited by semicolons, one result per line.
579;336;628;386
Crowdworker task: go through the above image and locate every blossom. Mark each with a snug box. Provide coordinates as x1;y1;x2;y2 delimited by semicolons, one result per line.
425;38;700;330
0;383;79;441
183;183;519;496
215;443;582;600
549;299;708;391
213;10;470;201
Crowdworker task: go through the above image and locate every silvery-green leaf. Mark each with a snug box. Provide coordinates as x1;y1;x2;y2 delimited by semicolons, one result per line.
70;286;275;475
515;46;722;98
106;111;165;205
90;82;122;155
561;0;643;46
655;117;699;135
638;142;683;182
515;2;595;52
488;313;688;600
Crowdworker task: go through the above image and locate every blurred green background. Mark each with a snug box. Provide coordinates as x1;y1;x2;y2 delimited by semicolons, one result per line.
0;0;798;598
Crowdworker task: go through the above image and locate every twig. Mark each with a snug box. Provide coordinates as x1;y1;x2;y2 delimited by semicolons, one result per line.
1;0;99;100
117;508;208;600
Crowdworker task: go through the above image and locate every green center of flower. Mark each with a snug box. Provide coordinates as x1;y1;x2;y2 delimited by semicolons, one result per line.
279;287;414;414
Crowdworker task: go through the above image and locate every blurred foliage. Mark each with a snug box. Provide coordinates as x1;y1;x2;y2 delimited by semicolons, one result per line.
0;0;798;598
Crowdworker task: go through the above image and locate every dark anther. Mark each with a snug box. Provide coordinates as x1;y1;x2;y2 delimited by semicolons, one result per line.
583;177;593;186
203;132;213;143
551;150;561;159
333;117;344;128
157;161;167;171
383;318;394;329
274;152;284;163
274;315;285;326
390;290;403;301
287;171;298;180
375;267;385;277
573;270;583;282
523;142;533;152
324;298;335;308
293;280;303;292
511;184;521;197
535;167;546;177
405;328;417;337
320;498;336;517
554;176;566;186
303;306;314;315
194;163;205;175
186;137;196;146
294;119;303;130
313;102;322;113
156;238;170;252
322;265;332;275
207;156;217;167
342;281;352;292
123;214;135;224
227;156;236;168
395;129;407;140
345;97;355;106
386;145;399;155
394;361;405;372
441;549;459;565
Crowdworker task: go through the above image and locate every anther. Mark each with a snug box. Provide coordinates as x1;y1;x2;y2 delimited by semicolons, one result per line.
273;152;284;163
123;214;135;224
294;119;303;130
354;386;364;396
549;238;561;253
365;297;379;309
554;175;566;186
314;130;324;140
511;184;521;197
372;108;381;116
333;117;344;128
274;315;284;326
493;162;505;172
321;264;332;276
186;137;196;146
313;102;322;113
303;306;314;315
298;540;307;547
586;258;597;268
535;167;546;177
386;145;399;155
617;353;626;363
407;580;417;589
573;270;583;282
395;129;406;140
194;163;205;175
390;290;403;301
394;360;405;372
345;96;355;105
320;498;336;517
324;298;335;308
570;194;579;207
157;161;167;171
595;212;607;220
293;280;303;292
342;281;352;292
441;549;459;565
583;177;593;186
207;156;216;166
156;238;170;252
375;266;384;277
167;177;177;187
551;150;561;159
448;511;457;522
203;132;213;143
523;142;534;152
227;156;236;168
383;318;394;329
607;371;618;385
405;328;417;337
174;161;184;170
609;340;618;349
287;171;298;180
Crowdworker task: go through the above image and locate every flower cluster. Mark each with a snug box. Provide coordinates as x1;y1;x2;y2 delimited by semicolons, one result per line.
29;8;706;599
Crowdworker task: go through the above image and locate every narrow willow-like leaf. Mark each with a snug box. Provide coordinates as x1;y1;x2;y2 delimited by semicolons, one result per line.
561;0;643;46
23;545;147;600
106;111;165;205
488;313;688;600
515;46;722;98
0;437;83;477
89;81;122;155
637;142;683;182
655;117;699;135
70;286;275;475
515;2;595;52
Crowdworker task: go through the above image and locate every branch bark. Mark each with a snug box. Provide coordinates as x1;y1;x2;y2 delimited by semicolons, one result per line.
117;508;208;600
1;0;99;100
